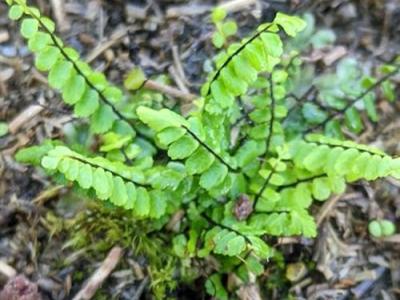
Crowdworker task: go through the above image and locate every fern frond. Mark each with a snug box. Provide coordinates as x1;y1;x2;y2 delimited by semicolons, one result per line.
136;106;237;192
290;135;400;181
40;146;170;218
202;13;305;117
7;0;132;134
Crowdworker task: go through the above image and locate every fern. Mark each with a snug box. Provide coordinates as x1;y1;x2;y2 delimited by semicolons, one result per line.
7;0;133;135
7;1;400;299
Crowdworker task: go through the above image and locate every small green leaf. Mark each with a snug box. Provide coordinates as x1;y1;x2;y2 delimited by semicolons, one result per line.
205;274;228;300
77;164;93;189
9;5;23;20
74;89;100;117
136;187;150;217
136;106;189;132
65;159;80;181
211;7;227;23
248;236;271;259
200;161;228;190
110;176;128;206
124;67;146;90
149;190;167;219
222;21;237;36
90;105;116;134
345;107;363;133
368;220;382;237
168;135;199;160
62;74;86;105
302;103;327;124
173;234;187;258
380;220;396;236
260;32;283;57
35;46;60;71
125;182;137;209
312;177;331;201
185;147;215;175
28;32;51;52
93;168;112;200
212;31;225;48
41;17;55;33
157;127;186;146
103;86;122;104
41;155;60;170
21;18;39;38
274;12;306;37
49;60;74;89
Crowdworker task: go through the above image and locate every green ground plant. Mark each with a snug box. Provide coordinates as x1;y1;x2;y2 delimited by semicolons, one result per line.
7;0;400;298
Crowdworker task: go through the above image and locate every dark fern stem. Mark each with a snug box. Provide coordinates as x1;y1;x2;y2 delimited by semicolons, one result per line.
205;24;274;97
304;66;400;135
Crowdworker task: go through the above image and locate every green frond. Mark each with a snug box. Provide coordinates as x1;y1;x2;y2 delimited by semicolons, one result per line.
8;0;129;134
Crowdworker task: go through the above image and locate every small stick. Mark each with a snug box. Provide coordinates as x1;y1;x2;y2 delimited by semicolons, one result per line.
8;104;44;134
72;246;123;300
0;260;17;278
316;195;341;227
50;0;69;32
131;277;149;300
85;27;128;63
144;80;197;102
219;0;258;12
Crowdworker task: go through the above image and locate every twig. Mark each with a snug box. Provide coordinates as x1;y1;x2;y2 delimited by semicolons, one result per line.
72;246;123;300
50;0;69;32
0;260;17;278
8;104;44;134
219;0;258;13
85;27;128;63
131;277;149;300
144;80;197;102
316;195;342;227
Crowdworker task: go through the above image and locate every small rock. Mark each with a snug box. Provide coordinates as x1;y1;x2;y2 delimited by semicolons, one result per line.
0;275;42;300
337;3;357;21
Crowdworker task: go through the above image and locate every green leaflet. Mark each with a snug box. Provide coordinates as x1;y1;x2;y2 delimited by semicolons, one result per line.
35;46;60;71
168;135;199;160
136;187;151;217
62;74;86;104
77;163;93;189
74;89;100;117
110;176;128;206
136;106;189;132
157;127;186;146
28;32;51;52
9;5;23;20
90;105;117;134
260;32;283;58
345;107;363;133
149;190;167;219
185;147;215;175
199;161;228;190
247;236;271;260
93;168;112;200
213;229;246;256
49;60;74;89
274;12;307;37
20;18;38;38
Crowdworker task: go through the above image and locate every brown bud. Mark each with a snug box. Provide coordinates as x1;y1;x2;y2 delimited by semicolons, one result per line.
234;194;253;221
